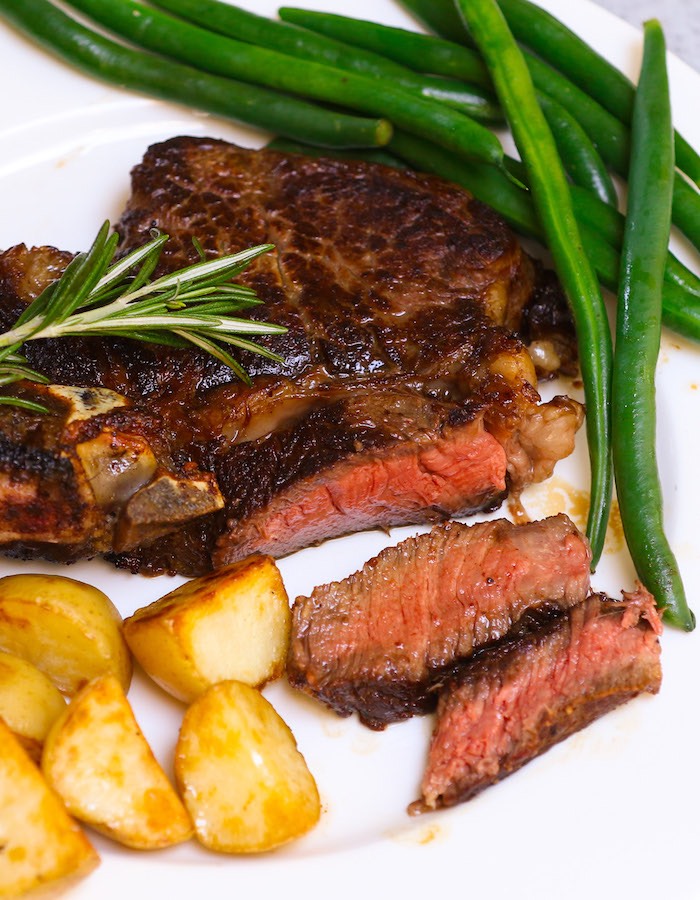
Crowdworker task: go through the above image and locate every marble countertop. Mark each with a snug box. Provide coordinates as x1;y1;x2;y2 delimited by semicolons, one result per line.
596;0;698;70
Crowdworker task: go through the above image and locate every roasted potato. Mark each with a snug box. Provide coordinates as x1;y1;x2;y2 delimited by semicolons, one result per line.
0;573;132;696
0;651;66;762
0;717;99;897
175;680;320;853
124;555;291;703
41;674;193;850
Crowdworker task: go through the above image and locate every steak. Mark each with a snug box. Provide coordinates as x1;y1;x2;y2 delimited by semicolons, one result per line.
0;139;582;574
0;380;222;562
287;514;591;729
413;587;662;813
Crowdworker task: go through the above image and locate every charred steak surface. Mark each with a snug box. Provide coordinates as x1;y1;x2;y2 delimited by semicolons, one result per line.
288;514;592;729
0;139;581;574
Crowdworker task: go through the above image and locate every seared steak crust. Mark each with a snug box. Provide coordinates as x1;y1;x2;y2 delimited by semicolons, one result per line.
0;383;222;561
118;137;537;371
0;140;582;573
287;514;591;729
415;587;662;812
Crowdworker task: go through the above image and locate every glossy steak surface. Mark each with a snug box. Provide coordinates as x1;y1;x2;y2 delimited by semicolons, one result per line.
0;139;581;573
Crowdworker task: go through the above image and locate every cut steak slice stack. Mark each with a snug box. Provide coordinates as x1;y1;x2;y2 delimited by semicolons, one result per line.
288;514;592;729
287;513;663;811
0;139;582;574
413;586;662;812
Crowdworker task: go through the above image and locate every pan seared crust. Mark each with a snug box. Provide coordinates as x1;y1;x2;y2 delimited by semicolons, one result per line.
0;139;582;574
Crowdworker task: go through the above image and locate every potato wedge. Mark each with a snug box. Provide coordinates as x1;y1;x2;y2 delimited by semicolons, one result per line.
0;651;66;762
0;573;131;696
42;674;192;850
124;555;291;703
175;680;320;853
0;717;99;898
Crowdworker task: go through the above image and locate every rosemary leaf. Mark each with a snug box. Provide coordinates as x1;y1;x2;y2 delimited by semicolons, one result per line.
176;329;252;385
0;221;283;411
92;232;169;297
0;396;50;414
212;333;286;364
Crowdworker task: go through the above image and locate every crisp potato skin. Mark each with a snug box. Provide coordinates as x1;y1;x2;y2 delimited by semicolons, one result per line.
0;574;132;695
41;675;193;850
0;718;99;897
0;652;66;762
124;555;291;702
175;680;321;853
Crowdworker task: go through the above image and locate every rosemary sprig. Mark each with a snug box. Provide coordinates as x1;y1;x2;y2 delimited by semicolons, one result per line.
0;221;285;410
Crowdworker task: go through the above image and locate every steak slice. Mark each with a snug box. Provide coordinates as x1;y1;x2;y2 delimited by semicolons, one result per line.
0;140;582;574
212;394;506;566
287;514;591;729
414;587;662;813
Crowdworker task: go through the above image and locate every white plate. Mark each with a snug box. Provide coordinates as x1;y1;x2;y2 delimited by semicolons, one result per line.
1;2;699;898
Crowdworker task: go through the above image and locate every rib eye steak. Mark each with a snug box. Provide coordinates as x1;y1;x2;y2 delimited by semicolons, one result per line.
0;138;582;575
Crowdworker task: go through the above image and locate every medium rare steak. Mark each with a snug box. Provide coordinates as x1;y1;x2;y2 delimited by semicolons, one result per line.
414;587;662;812
287;514;591;729
0;139;582;574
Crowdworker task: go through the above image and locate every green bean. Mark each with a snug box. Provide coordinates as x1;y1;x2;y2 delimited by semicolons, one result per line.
672;178;700;256
524;54;629;173
62;0;507;174
398;0;474;46
496;0;700;187
456;0;613;568
397;0;700;254
266;138;405;169
148;0;501;122
401;0;700;186
570;194;700;301
526;54;700;253
537;93;617;207
570;185;700;300
277;8;491;88
612;21;694;630
280;8;616;209
0;0;392;149
660;281;700;338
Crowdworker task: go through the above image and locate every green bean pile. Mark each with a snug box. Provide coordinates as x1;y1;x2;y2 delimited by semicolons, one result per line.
0;0;697;628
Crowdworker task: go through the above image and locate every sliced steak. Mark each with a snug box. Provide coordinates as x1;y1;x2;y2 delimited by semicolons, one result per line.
213;394;506;566
0;140;582;574
414;587;662;812
287;514;591;729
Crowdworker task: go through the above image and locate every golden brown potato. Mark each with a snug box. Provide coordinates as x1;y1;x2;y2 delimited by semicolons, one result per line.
124;555;291;703
0;651;66;762
0;573;132;696
175;680;320;853
41;674;193;850
0;717;99;898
